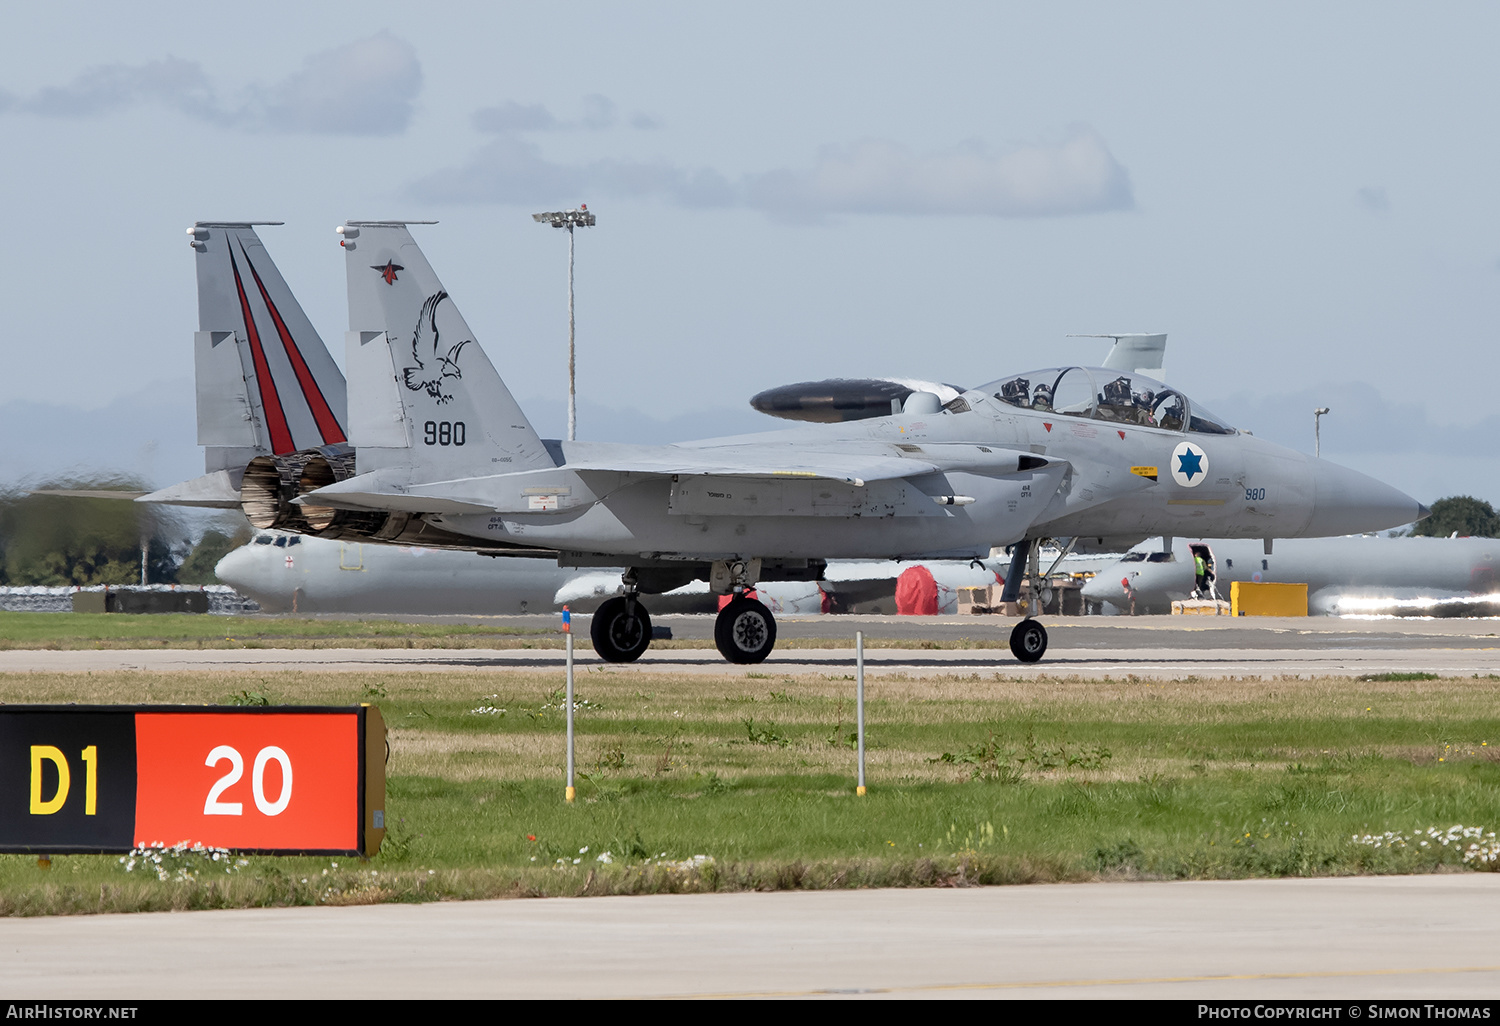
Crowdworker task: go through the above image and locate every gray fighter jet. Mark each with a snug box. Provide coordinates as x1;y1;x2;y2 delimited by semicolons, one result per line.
240;221;1426;665
1083;535;1500;616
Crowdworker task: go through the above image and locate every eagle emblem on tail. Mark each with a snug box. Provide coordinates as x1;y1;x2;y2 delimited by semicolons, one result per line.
402;291;471;405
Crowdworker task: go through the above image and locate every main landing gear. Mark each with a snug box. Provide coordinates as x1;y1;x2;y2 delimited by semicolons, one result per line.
589;562;780;665
590;595;652;663
715;595;777;664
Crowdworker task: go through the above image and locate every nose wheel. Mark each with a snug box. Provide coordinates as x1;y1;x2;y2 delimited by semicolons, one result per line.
1009;619;1048;663
590;596;653;663
715;596;777;664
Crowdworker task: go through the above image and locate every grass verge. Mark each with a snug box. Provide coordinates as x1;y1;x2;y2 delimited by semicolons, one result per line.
0;611;1014;650
1;668;1497;913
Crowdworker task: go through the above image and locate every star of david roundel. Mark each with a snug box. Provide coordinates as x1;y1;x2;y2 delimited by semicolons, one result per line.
1170;441;1209;488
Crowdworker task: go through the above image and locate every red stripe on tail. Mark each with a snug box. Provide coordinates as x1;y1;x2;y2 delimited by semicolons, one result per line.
242;246;346;444
229;248;295;454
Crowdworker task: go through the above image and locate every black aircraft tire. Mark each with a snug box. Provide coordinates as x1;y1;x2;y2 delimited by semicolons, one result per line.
1009;619;1048;663
590;597;652;663
714;597;778;664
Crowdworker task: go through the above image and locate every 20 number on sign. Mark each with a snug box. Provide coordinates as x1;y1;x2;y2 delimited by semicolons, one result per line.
204;745;292;816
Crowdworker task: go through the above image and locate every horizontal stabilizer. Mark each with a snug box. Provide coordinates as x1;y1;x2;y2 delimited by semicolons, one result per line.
28;489;148;501
135;470;244;508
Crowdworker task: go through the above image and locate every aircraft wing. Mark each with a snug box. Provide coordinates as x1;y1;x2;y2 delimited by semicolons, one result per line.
300;444;1057;515
562;443;1050;487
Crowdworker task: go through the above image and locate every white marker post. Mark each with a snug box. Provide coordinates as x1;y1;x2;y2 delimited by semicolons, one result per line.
563;606;575;802
856;630;867;796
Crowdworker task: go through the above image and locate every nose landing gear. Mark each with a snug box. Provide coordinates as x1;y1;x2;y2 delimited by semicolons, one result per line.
1001;537;1053;664
1008;618;1048;663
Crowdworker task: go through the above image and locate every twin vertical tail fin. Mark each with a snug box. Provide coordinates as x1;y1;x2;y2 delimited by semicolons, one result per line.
177;222;352;523
339;221;555;478
189;222;348;469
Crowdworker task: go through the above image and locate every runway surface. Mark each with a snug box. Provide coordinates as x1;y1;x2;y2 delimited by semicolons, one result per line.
2;615;1496;678
4;875;1498;999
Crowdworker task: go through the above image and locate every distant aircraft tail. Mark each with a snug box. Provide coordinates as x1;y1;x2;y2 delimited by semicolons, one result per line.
338;221;555;477
189;222;348;471
1086;333;1168;379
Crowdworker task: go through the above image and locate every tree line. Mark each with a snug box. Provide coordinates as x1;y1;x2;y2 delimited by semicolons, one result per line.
0;481;248;587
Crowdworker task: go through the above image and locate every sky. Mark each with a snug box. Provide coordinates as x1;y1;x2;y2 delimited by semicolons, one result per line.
1;2;1497;508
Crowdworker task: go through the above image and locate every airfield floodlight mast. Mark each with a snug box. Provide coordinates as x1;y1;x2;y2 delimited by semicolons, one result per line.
532;206;597;442
1315;407;1331;458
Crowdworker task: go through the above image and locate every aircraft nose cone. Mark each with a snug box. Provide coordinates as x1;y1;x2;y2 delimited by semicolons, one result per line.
214;546;254;589
1302;459;1426;537
1080;574;1113;601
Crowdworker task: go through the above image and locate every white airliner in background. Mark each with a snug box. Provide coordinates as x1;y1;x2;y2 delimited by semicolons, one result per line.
214;532;1116;616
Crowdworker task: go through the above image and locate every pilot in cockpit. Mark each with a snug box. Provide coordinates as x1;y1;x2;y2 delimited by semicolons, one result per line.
1155;394;1185;431
1097;376;1137;423
998;377;1030;407
1031;382;1054;411
1101;376;1132;406
1133;388;1157;426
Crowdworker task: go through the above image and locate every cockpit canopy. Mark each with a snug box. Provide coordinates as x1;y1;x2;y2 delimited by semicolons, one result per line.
975;367;1235;435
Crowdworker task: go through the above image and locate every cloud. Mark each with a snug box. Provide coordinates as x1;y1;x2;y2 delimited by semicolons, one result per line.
408;121;1133;221
6;33;420;136
1218;380;1500;457
1357;186;1390;213
745;127;1133;219
580;94;617;130
250;33;421;135
408;134;735;208
472;101;558;134
19;56;216;119
471;93;636;134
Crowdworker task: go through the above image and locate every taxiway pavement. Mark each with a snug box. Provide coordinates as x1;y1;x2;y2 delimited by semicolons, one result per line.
0;615;1495;678
3;875;1498;999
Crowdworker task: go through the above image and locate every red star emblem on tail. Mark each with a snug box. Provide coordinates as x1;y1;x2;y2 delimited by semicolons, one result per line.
371;261;404;285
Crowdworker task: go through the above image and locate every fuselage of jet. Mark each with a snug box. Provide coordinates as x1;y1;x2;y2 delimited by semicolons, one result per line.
315;374;1420;569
